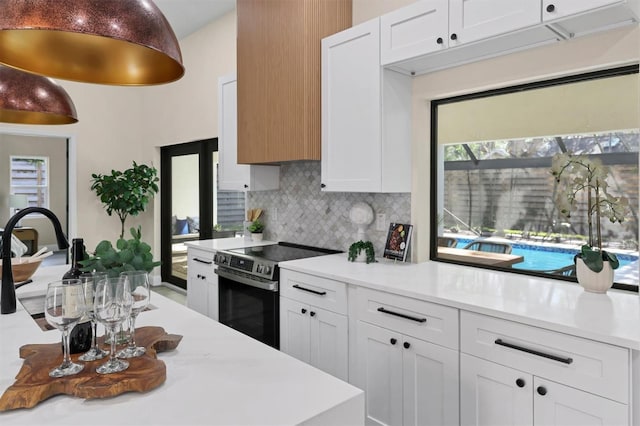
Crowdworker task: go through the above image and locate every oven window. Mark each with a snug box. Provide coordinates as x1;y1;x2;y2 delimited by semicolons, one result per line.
431;66;639;292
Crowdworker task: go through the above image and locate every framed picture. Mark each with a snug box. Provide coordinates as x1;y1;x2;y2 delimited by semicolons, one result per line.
383;223;413;262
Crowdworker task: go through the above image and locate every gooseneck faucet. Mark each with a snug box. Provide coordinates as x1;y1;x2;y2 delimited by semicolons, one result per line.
1;207;69;314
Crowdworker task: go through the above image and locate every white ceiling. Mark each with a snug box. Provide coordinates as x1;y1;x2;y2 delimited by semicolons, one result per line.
155;0;236;40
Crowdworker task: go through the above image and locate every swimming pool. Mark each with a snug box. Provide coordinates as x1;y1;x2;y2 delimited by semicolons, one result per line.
454;238;638;271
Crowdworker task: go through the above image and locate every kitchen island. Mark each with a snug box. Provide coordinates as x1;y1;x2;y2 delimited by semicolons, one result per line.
0;265;364;425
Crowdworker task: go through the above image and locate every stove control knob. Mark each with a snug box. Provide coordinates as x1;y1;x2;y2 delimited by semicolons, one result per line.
263;265;271;275
256;264;263;273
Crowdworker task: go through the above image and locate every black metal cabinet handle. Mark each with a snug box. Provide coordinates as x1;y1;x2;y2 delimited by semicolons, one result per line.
244;184;249;188
537;386;547;396
320;183;326;188
450;33;457;41
436;37;443;44
495;339;573;364
377;307;427;323
546;4;555;13
292;284;327;296
390;338;397;345
194;258;212;265
310;311;316;317
301;308;307;314
516;378;526;388
403;341;411;349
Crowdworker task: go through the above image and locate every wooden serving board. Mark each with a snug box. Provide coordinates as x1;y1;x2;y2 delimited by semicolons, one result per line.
0;326;182;411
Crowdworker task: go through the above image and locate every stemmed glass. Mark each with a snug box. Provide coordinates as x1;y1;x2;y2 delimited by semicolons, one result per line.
117;271;151;358
44;279;86;377
78;272;109;361
94;276;132;374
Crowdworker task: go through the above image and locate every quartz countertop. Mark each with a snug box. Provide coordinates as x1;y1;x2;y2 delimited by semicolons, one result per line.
279;254;640;350
1;265;363;425
185;237;277;253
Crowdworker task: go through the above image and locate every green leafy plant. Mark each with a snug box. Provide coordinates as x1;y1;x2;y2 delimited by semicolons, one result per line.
348;241;376;264
80;226;161;277
90;161;159;239
551;153;628;272
248;219;264;233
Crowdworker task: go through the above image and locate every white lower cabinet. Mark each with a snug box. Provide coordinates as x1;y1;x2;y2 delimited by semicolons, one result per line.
279;270;349;381
186;248;218;320
461;353;628;426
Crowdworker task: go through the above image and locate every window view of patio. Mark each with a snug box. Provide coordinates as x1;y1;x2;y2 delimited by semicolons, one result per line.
432;67;639;290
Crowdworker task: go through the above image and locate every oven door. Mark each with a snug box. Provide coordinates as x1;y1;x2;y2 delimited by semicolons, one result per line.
216;267;279;349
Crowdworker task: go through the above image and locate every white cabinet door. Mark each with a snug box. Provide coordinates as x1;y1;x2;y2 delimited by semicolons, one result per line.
280;297;311;364
460;353;533;426
542;0;622;21
533;378;628;426
356;321;403;426
321;19;382;193
186;250;215;317
380;0;448;65
403;337;459;426
309;306;348;382
206;269;219;321
449;0;541;46
218;73;279;192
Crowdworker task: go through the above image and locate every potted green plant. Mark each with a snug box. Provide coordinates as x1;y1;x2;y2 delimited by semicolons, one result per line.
90;161;159;239
551;153;629;293
248;219;265;241
348;241;376;264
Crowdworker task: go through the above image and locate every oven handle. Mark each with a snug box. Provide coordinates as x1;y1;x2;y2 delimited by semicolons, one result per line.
215;268;278;292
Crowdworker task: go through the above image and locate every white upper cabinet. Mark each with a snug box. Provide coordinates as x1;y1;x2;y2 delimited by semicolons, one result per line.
321;19;412;193
542;0;640;37
217;73;279;192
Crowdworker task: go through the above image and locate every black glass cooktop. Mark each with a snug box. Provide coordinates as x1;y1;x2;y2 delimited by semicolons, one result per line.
228;242;341;263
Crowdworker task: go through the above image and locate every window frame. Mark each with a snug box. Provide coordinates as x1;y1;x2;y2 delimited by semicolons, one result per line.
9;155;50;215
429;65;639;293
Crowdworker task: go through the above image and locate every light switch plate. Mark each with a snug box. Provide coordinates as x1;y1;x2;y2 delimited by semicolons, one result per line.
376;213;386;231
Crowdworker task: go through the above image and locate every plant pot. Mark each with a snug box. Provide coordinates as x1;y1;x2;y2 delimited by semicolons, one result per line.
575;257;614;294
352;251;367;262
251;233;263;242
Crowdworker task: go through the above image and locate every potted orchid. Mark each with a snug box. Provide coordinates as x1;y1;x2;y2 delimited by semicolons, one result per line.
551;153;629;292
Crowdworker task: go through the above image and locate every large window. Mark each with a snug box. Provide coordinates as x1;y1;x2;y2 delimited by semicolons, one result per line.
431;67;639;291
10;156;49;211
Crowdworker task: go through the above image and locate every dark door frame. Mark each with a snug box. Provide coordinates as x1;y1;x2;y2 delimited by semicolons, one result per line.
160;138;218;288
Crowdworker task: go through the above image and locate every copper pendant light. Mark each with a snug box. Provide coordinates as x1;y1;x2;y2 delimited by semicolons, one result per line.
0;0;184;86
0;65;78;125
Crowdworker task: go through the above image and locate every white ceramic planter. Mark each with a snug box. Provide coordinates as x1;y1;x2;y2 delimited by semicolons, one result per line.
575;257;614;293
251;233;263;242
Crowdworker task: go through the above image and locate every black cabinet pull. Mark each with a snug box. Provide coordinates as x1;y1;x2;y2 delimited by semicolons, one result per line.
403;341;411;349
310;311;316;317
244;184;249;188
494;339;573;364
301;308;307;314
546;4;555;13
450;33;457;41
194;258;212;265
292;284;327;296
537;386;547;396
377;307;427;323
390;338;397;345
320;183;326;188
516;378;526;388
436;37;443;44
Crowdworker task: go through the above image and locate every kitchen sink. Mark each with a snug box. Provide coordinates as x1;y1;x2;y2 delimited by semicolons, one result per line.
18;294;55;331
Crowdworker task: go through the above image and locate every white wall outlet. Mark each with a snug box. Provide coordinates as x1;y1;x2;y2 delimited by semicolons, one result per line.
376;213;386;231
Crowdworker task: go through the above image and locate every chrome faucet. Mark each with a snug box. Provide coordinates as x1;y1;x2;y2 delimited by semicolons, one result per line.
1;207;69;314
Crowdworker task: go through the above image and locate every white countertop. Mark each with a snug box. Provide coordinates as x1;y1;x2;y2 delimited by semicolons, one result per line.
279;254;640;350
1;265;363;425
185;237;277;252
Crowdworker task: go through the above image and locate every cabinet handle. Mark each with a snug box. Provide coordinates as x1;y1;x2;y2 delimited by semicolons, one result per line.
244;184;249;188
320;183;326;189
390;338;397;345
450;33;457;41
310;311;316;317
403;341;411;349
436;37;443;44
494;339;573;364
292;284;327;296
301;308;307;314
197;274;201;279
201;275;206;280
194;258;212;265
377;307;427;323
546;4;555;13
516;378;526;388
537;386;547;396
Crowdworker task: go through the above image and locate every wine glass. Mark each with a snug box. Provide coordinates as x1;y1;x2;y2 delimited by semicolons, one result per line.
44;279;86;377
117;271;151;358
78;273;109;361
94;276;132;374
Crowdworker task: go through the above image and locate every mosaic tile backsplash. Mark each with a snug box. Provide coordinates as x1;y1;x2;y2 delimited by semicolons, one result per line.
248;161;411;258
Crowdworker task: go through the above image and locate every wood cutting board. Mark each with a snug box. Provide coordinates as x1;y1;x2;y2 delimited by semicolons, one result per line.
0;326;182;411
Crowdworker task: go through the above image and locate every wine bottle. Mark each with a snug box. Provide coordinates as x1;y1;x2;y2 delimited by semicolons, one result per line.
63;238;93;354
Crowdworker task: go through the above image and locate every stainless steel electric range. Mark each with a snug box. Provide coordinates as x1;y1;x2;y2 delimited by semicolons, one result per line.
214;242;341;349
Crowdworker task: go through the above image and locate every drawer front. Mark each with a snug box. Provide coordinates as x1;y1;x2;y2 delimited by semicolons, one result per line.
461;311;629;403
357;287;458;350
281;270;348;315
187;249;215;276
